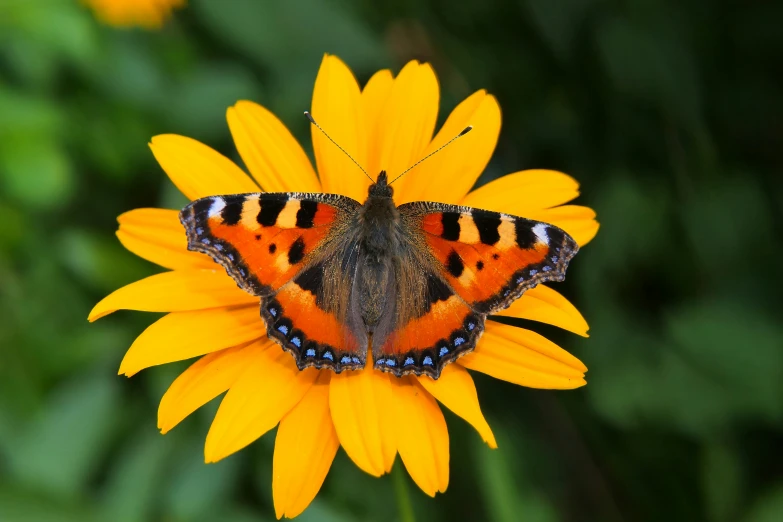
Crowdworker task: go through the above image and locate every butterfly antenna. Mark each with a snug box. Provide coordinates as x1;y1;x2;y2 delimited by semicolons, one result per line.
388;125;473;185
304;111;374;183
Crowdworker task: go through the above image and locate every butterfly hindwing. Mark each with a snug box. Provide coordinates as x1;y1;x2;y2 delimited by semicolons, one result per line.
373;270;484;378
180;192;365;372
400;201;579;314
261;261;365;372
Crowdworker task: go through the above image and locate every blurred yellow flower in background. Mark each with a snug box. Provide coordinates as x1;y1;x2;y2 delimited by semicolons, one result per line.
90;55;598;518
83;0;185;28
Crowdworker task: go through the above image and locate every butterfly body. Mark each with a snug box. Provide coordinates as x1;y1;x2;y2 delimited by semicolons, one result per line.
180;172;578;379
355;171;399;331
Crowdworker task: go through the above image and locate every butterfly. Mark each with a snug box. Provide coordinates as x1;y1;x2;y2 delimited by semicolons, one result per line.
179;115;579;379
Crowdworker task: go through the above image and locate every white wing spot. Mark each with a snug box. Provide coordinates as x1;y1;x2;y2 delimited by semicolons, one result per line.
208;198;226;217
532;223;550;245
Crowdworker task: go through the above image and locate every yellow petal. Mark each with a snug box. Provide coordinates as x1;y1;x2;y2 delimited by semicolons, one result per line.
328;362;396;477
396;90;500;205
417;364;497;448
119;305;265;376
494;285;589;337
157;343;253;434
362;69;394;165
85;0;183;28
366;61;439;189
205;343;318;463
460;322;587;389
391;377;449;497
460;170;580;214
523;205;600;247
227;101;321;193
149;134;259;201
89;269;255;322
310;55;367;201
116;208;214;270
273;373;339;520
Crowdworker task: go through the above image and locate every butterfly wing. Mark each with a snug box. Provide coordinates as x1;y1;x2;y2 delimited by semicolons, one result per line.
402;201;579;313
180;192;366;372
373;201;578;378
372;267;484;378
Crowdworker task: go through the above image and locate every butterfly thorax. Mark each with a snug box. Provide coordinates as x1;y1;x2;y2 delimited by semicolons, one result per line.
356;171;399;330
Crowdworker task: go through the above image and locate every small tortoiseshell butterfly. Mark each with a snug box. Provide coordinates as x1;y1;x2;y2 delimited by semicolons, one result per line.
179;114;578;379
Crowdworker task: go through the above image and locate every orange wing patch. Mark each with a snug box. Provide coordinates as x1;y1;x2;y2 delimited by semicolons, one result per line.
413;205;579;314
261;264;364;373
374;292;483;379
180;193;351;296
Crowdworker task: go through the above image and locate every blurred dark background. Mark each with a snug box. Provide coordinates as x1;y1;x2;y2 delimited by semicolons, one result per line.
1;0;782;521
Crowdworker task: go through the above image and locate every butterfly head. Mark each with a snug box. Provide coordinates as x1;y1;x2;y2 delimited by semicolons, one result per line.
368;170;394;198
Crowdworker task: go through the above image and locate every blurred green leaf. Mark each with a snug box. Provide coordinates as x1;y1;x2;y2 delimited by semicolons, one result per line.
164;440;241;520
0;486;98;522
0;88;62;136
525;0;593;60
95;35;167;108
665;301;783;429
743;485;783;522
682;176;773;281
703;441;743;522
7;373;121;497
0;203;24;251
163;63;262;142
101;428;175;522
193;0;385;73
0;136;74;209
596;16;701;127
59;229;153;292
0;0;98;66
474;425;557;522
296;500;360;522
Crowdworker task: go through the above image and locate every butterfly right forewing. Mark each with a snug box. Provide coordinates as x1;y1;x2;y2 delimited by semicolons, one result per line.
402;201;579;313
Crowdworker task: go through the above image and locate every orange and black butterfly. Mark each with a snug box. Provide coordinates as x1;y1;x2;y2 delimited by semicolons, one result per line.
180;116;578;379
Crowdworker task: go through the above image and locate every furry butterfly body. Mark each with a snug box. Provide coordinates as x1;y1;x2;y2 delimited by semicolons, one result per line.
180;171;578;379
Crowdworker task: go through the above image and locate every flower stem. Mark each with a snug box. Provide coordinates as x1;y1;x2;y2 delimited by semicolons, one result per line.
393;463;416;522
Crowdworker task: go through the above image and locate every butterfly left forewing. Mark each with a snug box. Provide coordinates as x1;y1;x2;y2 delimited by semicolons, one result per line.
181;192;358;295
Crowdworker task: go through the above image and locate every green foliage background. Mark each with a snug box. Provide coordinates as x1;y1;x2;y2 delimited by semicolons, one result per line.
1;0;782;520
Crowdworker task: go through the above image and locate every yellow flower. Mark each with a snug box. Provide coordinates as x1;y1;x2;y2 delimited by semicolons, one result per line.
83;0;185;29
90;55;598;518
